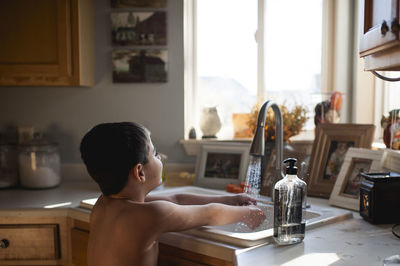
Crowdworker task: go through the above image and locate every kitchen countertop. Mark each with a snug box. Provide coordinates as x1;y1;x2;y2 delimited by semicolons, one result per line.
0;181;399;266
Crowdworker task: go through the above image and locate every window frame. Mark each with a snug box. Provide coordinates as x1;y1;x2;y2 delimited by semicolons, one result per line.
184;0;338;139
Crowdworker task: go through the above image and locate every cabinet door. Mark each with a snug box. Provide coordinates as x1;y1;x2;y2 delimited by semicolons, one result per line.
359;0;399;56
71;228;89;266
0;0;93;86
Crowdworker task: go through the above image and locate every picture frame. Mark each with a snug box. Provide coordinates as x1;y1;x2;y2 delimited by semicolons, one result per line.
195;143;250;190
382;149;400;173
307;124;375;198
329;148;384;211
260;147;308;197
111;0;167;8
112;49;167;83
111;12;166;46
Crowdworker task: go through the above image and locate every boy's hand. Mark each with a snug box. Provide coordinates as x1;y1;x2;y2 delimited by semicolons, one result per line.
243;206;266;230
232;193;257;206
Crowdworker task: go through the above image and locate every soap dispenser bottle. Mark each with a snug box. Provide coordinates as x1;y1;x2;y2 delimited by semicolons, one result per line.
273;158;307;245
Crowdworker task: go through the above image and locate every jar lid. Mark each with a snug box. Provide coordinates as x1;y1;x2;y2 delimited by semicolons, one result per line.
19;133;58;152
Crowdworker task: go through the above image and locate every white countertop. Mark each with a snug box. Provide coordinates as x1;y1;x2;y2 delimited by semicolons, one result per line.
0;180;101;209
0;182;399;266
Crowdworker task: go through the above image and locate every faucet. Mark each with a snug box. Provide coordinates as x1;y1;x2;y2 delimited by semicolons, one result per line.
249;100;284;199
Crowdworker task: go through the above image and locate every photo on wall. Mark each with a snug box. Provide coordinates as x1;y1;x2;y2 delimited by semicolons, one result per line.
112;49;168;83
111;12;167;46
111;0;166;8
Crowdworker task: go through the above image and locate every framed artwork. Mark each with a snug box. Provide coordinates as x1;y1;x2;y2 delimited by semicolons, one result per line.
112;49;167;83
111;0;166;8
329;148;383;211
195;143;250;189
111;12;166;46
307;124;375;198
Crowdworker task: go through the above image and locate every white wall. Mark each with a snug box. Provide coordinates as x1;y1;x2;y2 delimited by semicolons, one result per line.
0;0;193;164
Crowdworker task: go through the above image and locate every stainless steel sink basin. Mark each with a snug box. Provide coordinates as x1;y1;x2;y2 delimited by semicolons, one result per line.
80;185;353;247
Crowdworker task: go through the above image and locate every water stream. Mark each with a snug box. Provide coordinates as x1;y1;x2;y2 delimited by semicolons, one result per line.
234;155;263;232
243;155;262;198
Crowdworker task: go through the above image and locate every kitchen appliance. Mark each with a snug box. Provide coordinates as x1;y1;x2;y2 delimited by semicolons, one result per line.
360;172;400;224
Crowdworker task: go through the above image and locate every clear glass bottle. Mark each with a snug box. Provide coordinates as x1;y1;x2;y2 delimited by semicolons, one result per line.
273;158;307;245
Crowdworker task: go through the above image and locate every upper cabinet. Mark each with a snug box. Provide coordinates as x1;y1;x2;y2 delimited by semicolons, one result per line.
0;0;94;86
359;0;400;71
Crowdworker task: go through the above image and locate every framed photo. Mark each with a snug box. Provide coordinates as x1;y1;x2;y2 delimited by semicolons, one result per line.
195;143;250;189
382;149;400;173
259;147;308;197
329;148;383;211
111;12;166;46
307;124;375;198
112;49;167;83
111;0;166;9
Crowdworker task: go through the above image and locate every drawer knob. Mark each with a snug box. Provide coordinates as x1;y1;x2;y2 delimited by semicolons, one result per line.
381;20;389;35
0;239;9;249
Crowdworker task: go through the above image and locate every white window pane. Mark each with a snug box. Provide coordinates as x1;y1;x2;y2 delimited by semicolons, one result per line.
265;0;322;93
197;0;258;137
264;0;323;130
386;72;400;112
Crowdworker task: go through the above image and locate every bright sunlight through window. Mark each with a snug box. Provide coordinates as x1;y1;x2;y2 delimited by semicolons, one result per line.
194;0;323;138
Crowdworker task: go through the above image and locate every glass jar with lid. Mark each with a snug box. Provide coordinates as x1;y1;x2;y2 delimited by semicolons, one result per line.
18;135;61;189
0;143;19;188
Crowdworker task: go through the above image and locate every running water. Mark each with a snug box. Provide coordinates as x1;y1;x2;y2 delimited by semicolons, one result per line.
234;156;263;232
243;155;262;198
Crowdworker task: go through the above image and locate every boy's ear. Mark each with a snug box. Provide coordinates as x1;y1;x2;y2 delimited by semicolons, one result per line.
130;164;146;183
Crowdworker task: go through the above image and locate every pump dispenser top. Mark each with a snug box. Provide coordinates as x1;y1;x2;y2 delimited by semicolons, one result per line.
283;158;297;175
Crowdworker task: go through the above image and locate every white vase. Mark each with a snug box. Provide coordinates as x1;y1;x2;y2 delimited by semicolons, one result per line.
200;106;222;138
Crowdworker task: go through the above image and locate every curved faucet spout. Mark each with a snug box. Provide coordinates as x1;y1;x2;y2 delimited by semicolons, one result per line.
249;100;284;192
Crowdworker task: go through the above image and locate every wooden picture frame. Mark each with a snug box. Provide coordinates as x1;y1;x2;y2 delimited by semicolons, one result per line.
194;143;250;190
329;148;384;211
307;124;375;198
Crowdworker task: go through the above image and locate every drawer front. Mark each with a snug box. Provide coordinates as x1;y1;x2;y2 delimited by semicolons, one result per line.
0;224;59;260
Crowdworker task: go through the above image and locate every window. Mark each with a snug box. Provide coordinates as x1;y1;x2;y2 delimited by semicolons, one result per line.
185;0;332;139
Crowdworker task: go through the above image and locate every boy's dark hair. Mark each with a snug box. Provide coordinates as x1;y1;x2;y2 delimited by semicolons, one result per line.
80;122;150;195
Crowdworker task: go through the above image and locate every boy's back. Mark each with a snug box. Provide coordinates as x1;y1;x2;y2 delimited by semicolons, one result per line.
88;196;160;266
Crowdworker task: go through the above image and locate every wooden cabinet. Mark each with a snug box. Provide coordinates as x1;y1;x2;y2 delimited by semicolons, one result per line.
359;0;400;71
0;211;70;265
71;220;89;266
0;0;94;86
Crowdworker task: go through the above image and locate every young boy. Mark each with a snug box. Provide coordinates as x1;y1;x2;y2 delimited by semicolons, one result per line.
80;122;266;266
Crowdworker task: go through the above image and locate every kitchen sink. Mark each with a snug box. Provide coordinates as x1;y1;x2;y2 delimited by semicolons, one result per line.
80;185;353;247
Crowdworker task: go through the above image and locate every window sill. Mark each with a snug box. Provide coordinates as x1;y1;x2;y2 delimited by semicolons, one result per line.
180;131;315;156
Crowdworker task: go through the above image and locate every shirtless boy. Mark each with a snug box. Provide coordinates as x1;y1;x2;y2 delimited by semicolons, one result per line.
80;122;266;266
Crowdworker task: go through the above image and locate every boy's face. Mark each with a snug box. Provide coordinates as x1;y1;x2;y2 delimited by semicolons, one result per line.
143;139;163;189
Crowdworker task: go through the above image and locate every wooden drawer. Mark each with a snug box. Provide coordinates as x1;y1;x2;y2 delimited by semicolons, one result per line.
0;224;60;260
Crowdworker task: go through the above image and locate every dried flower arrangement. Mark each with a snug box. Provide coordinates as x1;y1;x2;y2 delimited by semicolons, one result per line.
247;103;308;142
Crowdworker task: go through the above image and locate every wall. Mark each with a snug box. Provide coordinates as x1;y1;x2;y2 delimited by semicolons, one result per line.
0;0;192;164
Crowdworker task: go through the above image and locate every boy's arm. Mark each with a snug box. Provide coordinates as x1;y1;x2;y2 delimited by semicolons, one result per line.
147;201;266;233
145;193;257;206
